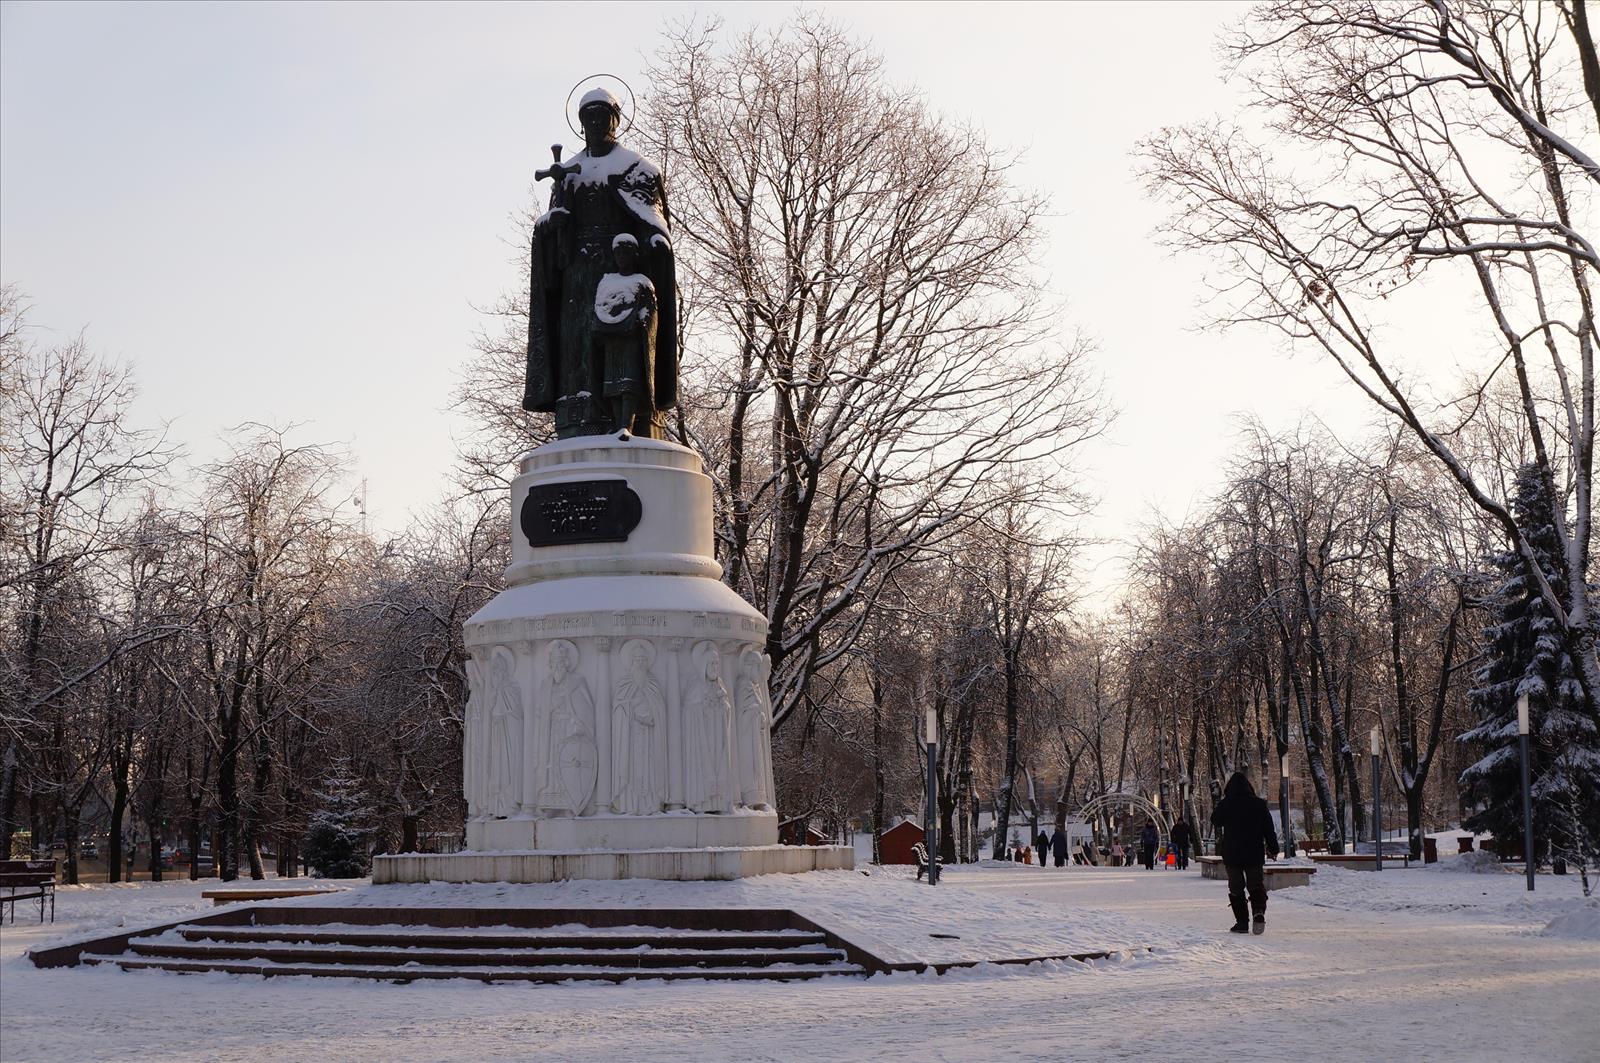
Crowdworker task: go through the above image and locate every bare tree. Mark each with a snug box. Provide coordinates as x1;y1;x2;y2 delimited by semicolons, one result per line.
641;15;1104;733
1140;0;1598;710
0;329;171;857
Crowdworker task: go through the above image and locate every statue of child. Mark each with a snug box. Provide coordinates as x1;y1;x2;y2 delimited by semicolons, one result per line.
592;233;658;436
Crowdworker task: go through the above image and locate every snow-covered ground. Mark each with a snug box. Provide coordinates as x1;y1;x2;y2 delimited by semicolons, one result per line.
2;857;1596;1062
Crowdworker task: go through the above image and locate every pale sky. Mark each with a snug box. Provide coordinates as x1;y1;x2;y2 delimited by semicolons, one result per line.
1;0;1378;605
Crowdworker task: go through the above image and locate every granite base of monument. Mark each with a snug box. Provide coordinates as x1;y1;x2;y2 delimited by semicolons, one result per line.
372;844;852;884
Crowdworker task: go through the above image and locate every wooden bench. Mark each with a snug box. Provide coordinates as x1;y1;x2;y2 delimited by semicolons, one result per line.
1309;850;1410;871
1197;855;1317;889
201;886;346;906
1;859;57;923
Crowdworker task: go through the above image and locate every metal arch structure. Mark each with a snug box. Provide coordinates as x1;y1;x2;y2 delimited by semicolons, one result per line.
1076;792;1171;841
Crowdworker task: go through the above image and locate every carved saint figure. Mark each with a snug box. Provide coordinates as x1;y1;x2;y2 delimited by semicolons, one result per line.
464;656;485;819
610;639;665;815
525;87;678;438
487;650;524;818
538;639;598;815
735;648;777;810
682;641;731;812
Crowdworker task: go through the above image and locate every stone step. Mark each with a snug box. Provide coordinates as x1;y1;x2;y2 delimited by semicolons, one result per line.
88;954;865;982
175;924;827;952
129;938;847;969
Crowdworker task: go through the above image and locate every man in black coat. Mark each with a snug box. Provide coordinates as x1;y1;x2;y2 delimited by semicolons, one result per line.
1035;829;1052;869
1170;817;1194;871
1211;771;1280;934
1050;826;1069;868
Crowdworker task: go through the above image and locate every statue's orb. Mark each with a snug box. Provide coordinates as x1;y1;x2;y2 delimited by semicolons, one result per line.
566;73;636;136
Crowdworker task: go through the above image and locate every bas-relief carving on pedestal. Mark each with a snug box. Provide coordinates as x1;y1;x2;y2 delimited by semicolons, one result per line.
610;639;665;814
736;647;777;810
539;639;600;816
464;656;485;821
468;633;775;831
683;640;733;813
487;648;525;818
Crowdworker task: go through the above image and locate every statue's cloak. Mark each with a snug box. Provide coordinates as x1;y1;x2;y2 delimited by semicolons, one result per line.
524;143;678;416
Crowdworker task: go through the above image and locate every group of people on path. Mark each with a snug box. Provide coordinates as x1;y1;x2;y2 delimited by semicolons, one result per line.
1020;827;1072;867
1001;771;1282;938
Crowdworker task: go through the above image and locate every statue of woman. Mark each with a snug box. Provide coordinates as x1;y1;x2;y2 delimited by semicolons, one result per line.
487;651;523;818
682;641;731;812
525;88;678;438
611;639;665;815
735;648;777;810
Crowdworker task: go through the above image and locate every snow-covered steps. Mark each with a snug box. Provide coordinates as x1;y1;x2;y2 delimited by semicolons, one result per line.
85;954;862;983
167;923;829;953
51;907;871;983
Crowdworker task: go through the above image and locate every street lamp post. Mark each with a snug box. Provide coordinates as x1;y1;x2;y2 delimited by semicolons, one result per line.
1370;727;1383;872
924;707;940;885
1281;753;1296;858
1518;694;1535;892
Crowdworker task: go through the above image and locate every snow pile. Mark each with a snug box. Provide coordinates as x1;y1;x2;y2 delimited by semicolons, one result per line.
1279;862;1591;923
1541;899;1600;941
1450;849;1509;874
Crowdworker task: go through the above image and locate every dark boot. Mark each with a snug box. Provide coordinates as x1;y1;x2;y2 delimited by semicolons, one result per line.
1228;895;1249;933
1249;877;1268;934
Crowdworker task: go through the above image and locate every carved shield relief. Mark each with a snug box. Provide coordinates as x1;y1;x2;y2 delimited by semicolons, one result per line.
559;731;599;815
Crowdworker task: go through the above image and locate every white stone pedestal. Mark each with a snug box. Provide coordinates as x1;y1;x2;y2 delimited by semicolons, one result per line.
396;434;850;883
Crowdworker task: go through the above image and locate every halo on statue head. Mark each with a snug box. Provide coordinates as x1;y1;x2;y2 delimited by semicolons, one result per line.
620;638;657;668
547;639;578;671
692;639;722;675
566;73;636;137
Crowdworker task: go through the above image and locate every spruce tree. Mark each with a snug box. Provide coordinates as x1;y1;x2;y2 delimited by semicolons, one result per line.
302;761;373;879
1460;464;1599;870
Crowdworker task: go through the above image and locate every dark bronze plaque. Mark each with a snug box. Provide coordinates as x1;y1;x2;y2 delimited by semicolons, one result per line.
521;479;642;547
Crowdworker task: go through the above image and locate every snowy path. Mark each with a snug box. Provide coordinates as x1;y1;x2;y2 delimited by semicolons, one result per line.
1;863;1595;1062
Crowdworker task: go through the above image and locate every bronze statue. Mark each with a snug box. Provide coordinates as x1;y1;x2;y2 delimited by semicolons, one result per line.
524;88;678;438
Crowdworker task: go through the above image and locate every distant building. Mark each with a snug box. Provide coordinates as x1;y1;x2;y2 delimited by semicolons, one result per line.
778;818;828;846
876;820;925;865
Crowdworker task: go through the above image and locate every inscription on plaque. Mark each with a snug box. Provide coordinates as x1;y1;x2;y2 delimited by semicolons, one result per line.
521;479;642;547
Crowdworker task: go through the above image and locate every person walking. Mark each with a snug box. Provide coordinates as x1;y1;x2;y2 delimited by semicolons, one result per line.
1139;820;1159;870
1050;826;1068;868
1211;771;1280;934
1170;817;1193;871
1035;828;1052;869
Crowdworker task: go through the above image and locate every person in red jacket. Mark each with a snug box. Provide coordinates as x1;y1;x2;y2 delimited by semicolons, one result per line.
1211;772;1280;934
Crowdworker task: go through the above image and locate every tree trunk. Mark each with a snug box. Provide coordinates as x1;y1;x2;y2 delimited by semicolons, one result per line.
992;650;1022;859
63;814;80;885
870;671;885;865
108;772;128;884
187;819;203;881
401;814;420;853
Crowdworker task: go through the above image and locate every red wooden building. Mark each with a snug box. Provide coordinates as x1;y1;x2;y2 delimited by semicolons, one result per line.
876;820;925;865
778;818;829;846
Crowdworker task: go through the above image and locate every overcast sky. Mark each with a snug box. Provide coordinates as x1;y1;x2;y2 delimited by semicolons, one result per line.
1;0;1379;605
